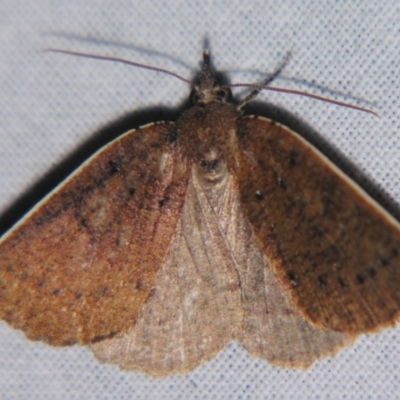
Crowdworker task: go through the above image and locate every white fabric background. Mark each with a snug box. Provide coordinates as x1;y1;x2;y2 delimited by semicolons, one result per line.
1;1;400;399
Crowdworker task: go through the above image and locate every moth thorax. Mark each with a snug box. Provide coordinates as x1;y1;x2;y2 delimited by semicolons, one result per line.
177;101;239;176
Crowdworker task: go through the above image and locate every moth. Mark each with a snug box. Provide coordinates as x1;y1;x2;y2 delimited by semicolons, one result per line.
1;51;400;376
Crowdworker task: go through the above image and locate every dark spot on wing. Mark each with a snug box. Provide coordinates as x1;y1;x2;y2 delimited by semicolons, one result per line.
355;274;365;285
288;150;298;166
255;191;264;200
277;176;286;189
108;160;120;175
338;277;347;290
287;270;298;287
318;273;328;288
78;216;88;228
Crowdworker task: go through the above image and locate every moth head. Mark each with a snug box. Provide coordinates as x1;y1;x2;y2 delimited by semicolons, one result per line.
190;50;232;106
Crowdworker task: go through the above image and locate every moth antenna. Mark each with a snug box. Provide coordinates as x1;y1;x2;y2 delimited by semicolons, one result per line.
44;48;378;116
234;51;292;108
231;51;377;116
260;86;378;116
233;82;378;116
43;48;192;84
263;50;293;87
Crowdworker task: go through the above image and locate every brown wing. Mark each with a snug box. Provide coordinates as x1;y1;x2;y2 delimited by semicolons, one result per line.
92;155;352;375
92;168;244;376
235;116;400;333
0;122;190;345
